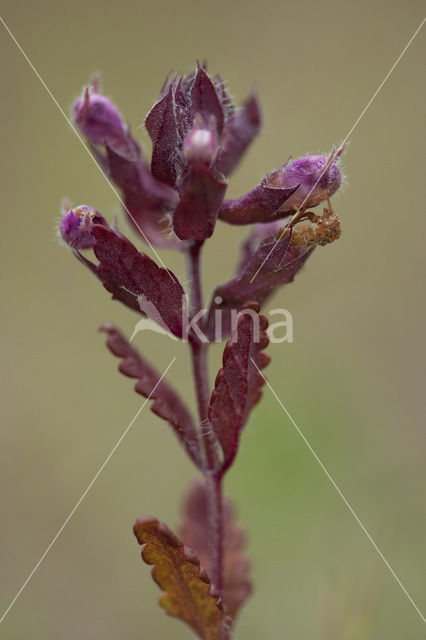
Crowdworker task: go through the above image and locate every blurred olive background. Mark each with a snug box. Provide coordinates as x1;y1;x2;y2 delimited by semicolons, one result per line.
0;0;425;638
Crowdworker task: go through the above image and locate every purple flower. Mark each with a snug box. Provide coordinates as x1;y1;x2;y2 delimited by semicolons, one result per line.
183;120;218;166
60;205;107;249
73;86;126;147
72;64;265;243
267;149;344;211
218;149;344;227
72;67;345;244
60;62;347;639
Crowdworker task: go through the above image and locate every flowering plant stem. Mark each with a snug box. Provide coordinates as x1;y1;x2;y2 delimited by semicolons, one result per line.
61;63;344;638
187;240;225;602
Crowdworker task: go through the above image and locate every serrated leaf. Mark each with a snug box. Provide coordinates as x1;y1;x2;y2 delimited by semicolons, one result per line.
180;479;252;620
208;302;270;473
207;227;314;339
133;517;223;640
101;325;201;467
93;225;185;337
74;247;142;313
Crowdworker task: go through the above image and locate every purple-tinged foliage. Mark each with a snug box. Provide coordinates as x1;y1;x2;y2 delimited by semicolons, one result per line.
145;80;180;187
60;204;107;249
102;326;201;467
209;302;270;474
144;62;232;241
72;64;267;244
187;63;225;135
93;225;186;337
61;61;345;639
173;165;227;241
75;222;186;336
219;149;344;226
214;94;261;176
73;81;180;248
218;171;298;225
145;62;226;191
207;225;313;339
103;139;180;248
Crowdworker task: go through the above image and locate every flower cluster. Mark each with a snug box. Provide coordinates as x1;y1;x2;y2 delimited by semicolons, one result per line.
59;62;344;640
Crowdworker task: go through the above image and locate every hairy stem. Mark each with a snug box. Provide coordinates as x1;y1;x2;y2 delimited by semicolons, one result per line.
206;473;224;594
186;240;225;600
185;241;211;440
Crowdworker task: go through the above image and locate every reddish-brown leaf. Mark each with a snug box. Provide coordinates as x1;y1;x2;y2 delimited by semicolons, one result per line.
145;81;179;187
180;479;252;620
215;94;261;176
173;165;227;241
133;517;223;640
208;302;270;473
101;325;201;467
218;181;298;225
103;141;181;250
206;226;314;340
93;225;185;338
188;62;225;135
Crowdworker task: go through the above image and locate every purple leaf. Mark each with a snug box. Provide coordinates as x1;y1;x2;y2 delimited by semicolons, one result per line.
73;82;180;248
212;74;235;121
102;325;201;467
105;139;176;210
207;226;314;339
208;302;270;474
215;94;262;176
104;140;180;248
173;166;227;241
93;225;186;337
145;82;179;187
74;246;142;313
188;63;225;135
219;179;298;225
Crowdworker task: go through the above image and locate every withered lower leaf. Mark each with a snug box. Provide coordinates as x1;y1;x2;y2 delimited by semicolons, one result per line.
180;479;252;621
134;517;223;640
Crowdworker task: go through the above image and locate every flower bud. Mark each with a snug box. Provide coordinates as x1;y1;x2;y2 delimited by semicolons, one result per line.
60;205;106;249
73;86;125;145
183;124;217;166
268;151;343;210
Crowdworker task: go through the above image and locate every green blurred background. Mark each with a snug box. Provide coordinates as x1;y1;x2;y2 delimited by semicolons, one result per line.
0;0;425;638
